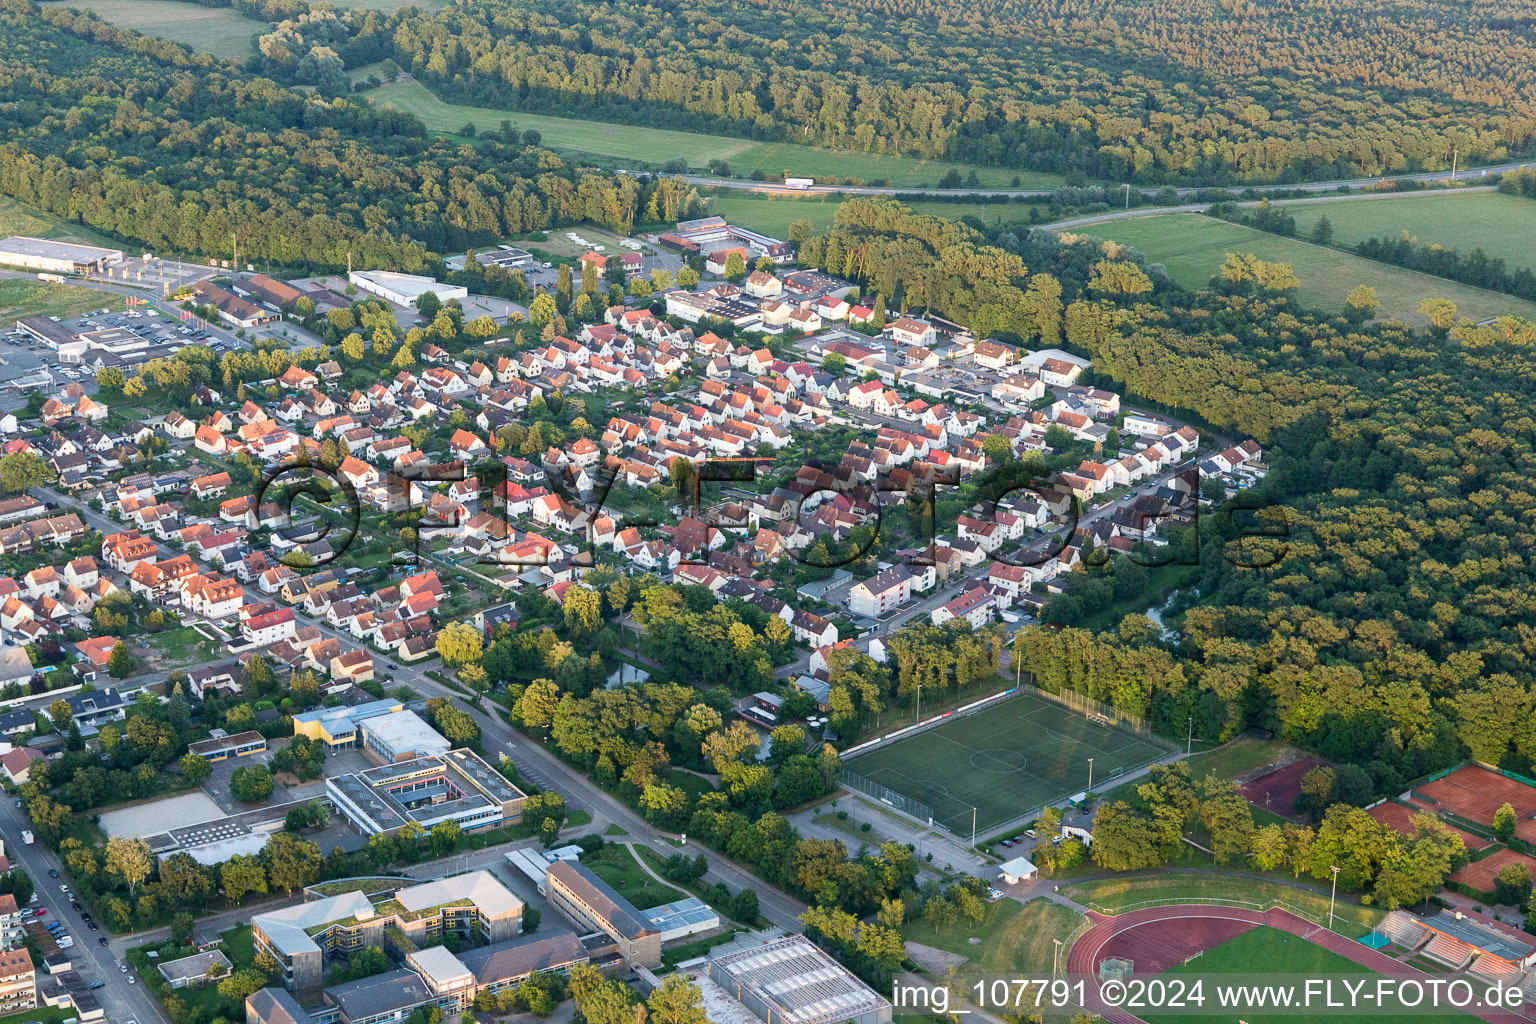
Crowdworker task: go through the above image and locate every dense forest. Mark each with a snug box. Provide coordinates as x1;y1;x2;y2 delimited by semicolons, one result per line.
354;0;1536;183
1;1;703;268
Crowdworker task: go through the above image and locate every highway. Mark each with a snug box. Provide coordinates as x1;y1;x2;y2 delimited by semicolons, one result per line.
682;160;1533;198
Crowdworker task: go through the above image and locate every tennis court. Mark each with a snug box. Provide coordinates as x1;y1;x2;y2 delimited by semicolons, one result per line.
844;690;1170;835
1418;764;1536;843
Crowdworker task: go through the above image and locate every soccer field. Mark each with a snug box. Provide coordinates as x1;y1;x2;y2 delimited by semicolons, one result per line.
844;691;1170;836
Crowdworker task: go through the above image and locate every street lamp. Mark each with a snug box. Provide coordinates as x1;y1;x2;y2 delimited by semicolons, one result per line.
1053;937;1063;975
1329;865;1340;930
1087;757;1094;791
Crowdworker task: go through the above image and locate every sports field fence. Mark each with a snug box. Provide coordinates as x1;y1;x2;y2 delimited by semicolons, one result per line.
1013;673;1176;751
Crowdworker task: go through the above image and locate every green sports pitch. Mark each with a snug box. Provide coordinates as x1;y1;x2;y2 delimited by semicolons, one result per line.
844;690;1170;836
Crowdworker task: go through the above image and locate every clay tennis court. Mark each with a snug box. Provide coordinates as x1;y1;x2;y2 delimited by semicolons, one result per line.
1238;756;1327;819
1450;847;1536;894
1418;764;1536;842
1369;799;1489;851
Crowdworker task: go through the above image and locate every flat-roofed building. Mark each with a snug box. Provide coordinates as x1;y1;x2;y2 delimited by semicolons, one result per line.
358;708;451;764
545;859;661;969
0;236;122;273
187;729;267;762
326;749;529;838
253;871;524;991
348;270;467;307
292;698;408;750
707;934;893;1024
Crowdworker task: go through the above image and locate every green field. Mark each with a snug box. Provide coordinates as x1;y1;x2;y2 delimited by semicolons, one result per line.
1284;191;1536;268
364;79;758;165
63;0;267;60
1088;213;1536;326
0;278;114;321
846;691;1170;834
902;897;1081;974
1156;927;1467;1024
361;79;1056;189
708;194;1024;237
0;195;125;249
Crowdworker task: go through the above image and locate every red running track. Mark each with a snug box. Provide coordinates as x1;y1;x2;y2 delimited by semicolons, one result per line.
1066;905;1532;1024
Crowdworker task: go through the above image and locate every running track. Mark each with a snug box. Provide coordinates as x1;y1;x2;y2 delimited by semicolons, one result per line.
1066;905;1532;1024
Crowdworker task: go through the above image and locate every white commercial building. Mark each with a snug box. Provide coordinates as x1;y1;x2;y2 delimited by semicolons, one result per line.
0;236;123;274
349;269;468;307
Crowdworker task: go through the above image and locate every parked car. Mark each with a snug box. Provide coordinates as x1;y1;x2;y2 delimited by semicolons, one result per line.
32;908;46;917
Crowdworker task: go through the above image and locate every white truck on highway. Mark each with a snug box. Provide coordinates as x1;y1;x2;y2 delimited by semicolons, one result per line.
784;176;814;189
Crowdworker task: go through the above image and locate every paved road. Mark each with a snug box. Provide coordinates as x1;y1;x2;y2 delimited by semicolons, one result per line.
35;484;813;935
0;796;168;1024
683;161;1532;198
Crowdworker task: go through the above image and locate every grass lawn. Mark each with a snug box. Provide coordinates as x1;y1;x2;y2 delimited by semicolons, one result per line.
581;844;685;911
1285;190;1536;269
0;1006;77;1024
0;195;125;248
604;823;629;836
901;897;1081;974
0;279;113;322
363;79;757;166
669;771;717;801
1067;873;1383;938
1157;927;1468;1024
65;0;267;60
1082;213;1536;326
707;194;1025;238
145;625;219;668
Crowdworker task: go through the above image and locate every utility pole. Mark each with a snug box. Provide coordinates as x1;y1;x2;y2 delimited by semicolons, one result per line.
1187;716;1193;754
232;231;237;273
1087;757;1095;791
1451;147;1459;182
970;806;977;848
1122;183;1133;210
915;682;922;725
1329;865;1340;930
1053;938;1063;975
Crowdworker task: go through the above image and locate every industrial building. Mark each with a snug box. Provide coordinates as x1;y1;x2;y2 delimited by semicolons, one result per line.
444;245;534;271
325;748;528;838
348;269;467;307
251;871;524;990
0;236;123;274
707;934;893;1024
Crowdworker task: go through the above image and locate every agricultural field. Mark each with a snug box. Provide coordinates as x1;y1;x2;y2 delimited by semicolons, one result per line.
0;278;111;322
1284;190;1536;268
62;0;267;60
1085;213;1536;326
363;79;758;166
707;194;1026;238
